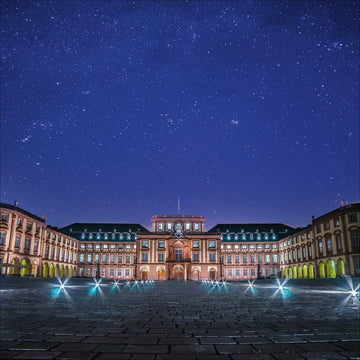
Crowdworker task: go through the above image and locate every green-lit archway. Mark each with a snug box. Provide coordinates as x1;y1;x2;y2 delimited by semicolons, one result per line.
65;266;68;278
12;258;20;275
49;263;54;277
309;263;315;278
289;267;293;279
55;264;60;277
303;264;308;278
319;262;325;278
20;258;31;277
293;266;297;279
60;265;64;278
326;259;336;278
337;259;345;276
43;263;49;277
298;266;303;279
284;268;288;278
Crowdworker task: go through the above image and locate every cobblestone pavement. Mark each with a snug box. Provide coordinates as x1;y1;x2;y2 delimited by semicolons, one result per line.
1;277;359;360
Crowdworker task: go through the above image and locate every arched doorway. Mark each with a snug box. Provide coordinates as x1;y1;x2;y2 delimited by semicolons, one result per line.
12;258;20;275
157;269;164;280
49;263;54;277
337;259;345;276
293;266;297;279
192;268;199;281
326;259;336;278
21;258;31;277
319;262;325;278
32;261;38;277
55;264;60;277
309;263;314;278
298;266;303;279
303;265;308;278
65;266;68;278
43;262;49;277
289;267;293;279
141;271;148;280
284;267;288;278
174;265;184;281
209;268;216;280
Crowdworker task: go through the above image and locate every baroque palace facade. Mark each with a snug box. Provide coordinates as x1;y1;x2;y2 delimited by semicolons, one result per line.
0;202;359;280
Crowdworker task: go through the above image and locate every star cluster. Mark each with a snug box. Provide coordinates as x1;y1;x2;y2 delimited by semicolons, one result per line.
1;1;359;229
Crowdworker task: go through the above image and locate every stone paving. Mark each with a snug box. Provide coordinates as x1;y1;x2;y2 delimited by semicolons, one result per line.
0;277;359;360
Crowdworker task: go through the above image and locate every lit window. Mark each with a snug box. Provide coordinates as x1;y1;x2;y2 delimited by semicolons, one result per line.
95;244;100;249
227;255;232;263
142;252;148;261
102;254;107;262
193;253;199;261
193;241;199;248
158;241;165;248
227;245;231;249
80;254;84;262
209;253;215;261
167;223;172;230
104;233;108;240
126;244;130;249
110;244;115;249
242;235;246;240
158;252;164;261
273;254;278;263
86;268;91;276
102;269;106;276
272;234;276;240
95;254;99;262
209;241;215;248
89;233;93;239
87;254;92;262
112;233;115;240
242;245;247;249
234;244;239;249
272;244;277;249
142;241;148;248
257;244;262;249
194;223;199;230
265;254;270;263
319;242;323;254
185;223;191;230
158;223;163;230
110;255;115;263
249;245;254;249
88;244;92;249
97;233;100;239
103;244;108;249
266;269;271;276
81;233;85;239
125;269;130;276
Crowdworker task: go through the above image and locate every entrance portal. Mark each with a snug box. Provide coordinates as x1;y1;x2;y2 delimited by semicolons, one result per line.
174;265;184;281
209;268;216;280
141;271;148;280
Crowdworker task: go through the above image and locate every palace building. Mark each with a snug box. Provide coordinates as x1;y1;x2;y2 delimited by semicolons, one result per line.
0;202;359;280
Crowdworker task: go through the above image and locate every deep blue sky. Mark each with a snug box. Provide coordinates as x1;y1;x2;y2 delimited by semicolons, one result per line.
1;0;359;230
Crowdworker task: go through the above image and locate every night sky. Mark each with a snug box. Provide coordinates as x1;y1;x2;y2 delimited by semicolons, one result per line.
1;0;359;230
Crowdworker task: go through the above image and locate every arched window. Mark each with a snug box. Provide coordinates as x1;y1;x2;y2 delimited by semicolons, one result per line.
319;242;323;254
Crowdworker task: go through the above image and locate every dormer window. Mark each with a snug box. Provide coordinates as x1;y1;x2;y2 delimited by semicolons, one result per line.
81;233;85;239
158;223;163;231
89;233;93;239
111;233;115;240
97;233;100;240
104;233;108;240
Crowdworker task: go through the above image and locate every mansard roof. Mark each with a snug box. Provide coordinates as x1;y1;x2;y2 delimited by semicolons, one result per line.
61;222;150;234
207;223;296;235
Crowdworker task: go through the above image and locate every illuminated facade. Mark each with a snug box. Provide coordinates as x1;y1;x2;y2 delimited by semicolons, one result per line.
0;202;359;280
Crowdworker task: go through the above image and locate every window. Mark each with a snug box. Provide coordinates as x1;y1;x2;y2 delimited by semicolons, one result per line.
126;255;130;263
158;252;164;261
80;244;85;249
266;269;271;276
354;259;360;275
110;254;115;263
185;223;191;230
324;222;330;231
175;249;182;261
308;246;312;258
194;223;199;230
273;254;278;263
193;241;199;248
301;235;304;241
103;244;108;249
87;254;92;262
1;214;8;221
336;235;342;250
0;232;5;245
351;232;359;247
125;269;130;276
167;223;172;230
297;249;300;260
209;253;215;261
142;252;148;261
51;247;55;258
302;247;306;259
158;241;165;248
234;244;239;249
236;269;240;277
319;242;323;254
235;255;239;263
265;254;270;263
193;253;199;261
281;253;284;262
243;255;247;263
307;233;311;239
86;268;91;276
258;255;262;263
348;214;358;223
80;254;84;262
316;225;321;234
102;269;106;276
110;244;115;249
102;254;107;263
25;238;30;250
284;252;287;261
244;269;248;276
118;269;122;276
89;233;93;239
227;255;232;263
288;251;291;261
142;241;148;248
292;250;296;261
126;245;130;249
118;255;122;263
249;245;254;249
209;241;215;248
79;268;84;275
17;218;22;226
95;254;99;262
251;269;255;276
228;269;232;276
88;244;92;249
33;240;38;252
242;245;247;249
326;239;332;252
45;245;49;257
110;269;114;276
272;244;277;249
227;245;231;249
257;244;262;249
250;255;255;263
27;222;32;230
97;233;100;240
334;219;340;227
112;233;115;240
104;233;108;240
158;223;163;230
118;244;123;249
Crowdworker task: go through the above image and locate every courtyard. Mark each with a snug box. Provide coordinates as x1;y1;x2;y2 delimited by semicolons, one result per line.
0;277;359;360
